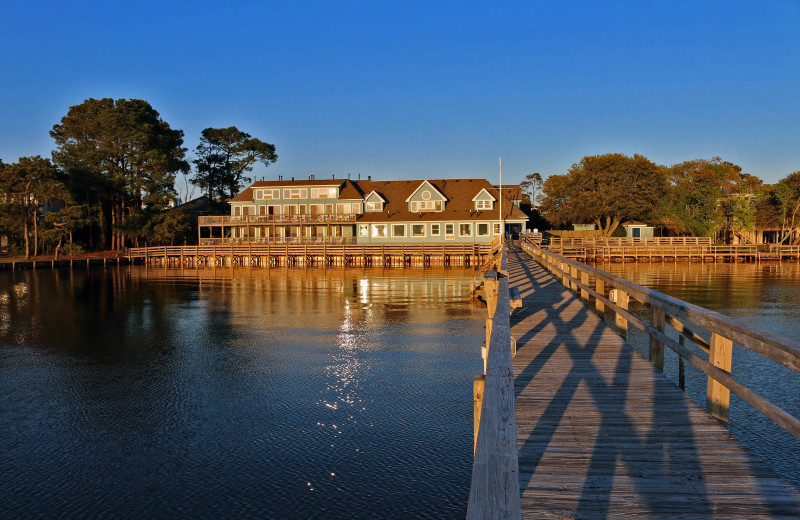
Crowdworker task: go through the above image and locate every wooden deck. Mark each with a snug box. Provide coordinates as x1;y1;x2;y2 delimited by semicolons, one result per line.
506;248;800;519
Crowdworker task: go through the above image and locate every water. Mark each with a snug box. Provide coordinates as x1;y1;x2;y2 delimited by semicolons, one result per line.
0;266;485;519
600;261;800;491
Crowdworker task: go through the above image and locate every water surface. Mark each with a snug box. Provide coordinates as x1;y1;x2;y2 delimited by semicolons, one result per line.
0;266;484;519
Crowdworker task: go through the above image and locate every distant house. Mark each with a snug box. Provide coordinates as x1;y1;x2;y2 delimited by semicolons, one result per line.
197;177;528;245
622;220;654;238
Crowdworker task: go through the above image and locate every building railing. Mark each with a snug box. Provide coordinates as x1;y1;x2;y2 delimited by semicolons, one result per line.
549;236;713;247
519;234;800;439
199;236;357;246
199;214;358;225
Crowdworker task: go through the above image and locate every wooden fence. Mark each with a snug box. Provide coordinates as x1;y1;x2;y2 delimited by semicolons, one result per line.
467;249;522;519
520;235;800;437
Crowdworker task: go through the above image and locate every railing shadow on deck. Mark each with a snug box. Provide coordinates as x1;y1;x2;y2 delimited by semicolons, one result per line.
506;250;719;518
512;237;800;516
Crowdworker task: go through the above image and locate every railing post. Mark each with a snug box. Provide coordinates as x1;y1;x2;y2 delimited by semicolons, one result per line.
595;278;605;314
707;332;733;425
570;265;578;291
580;271;589;301
473;374;485;454
649;307;665;372
615;289;629;337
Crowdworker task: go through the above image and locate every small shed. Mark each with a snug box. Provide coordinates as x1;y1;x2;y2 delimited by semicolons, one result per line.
622;220;654;238
572;223;597;231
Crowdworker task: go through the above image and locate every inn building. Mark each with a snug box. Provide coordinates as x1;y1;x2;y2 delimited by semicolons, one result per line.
197;176;528;245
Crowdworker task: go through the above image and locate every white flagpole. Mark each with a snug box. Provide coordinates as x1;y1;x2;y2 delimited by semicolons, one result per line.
499;156;503;246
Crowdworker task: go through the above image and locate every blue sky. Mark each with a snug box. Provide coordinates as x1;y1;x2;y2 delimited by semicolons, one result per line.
1;1;798;190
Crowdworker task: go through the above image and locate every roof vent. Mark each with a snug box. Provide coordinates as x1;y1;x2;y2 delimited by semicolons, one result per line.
291;177;294;181
368;175;372;181
279;175;283;181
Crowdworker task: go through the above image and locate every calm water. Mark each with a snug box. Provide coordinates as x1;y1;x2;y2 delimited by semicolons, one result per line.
0;266;484;519
601;261;800;491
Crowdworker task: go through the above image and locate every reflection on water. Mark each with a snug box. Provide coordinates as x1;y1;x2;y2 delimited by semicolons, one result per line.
601;261;800;491
0;266;483;519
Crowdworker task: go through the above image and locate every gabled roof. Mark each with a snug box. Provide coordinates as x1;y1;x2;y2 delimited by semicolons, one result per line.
472;188;497;202
405;180;448;202
364;190;386;202
230;179;346;202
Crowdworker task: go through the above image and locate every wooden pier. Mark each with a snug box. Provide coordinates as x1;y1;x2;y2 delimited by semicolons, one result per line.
468;240;800;518
127;240;500;269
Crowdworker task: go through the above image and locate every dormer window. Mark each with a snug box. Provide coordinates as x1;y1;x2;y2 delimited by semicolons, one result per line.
410;200;442;212
364;190;386;212
472;188;497;211
406;181;447;213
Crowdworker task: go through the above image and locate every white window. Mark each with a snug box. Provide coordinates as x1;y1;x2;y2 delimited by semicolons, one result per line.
283;204;299;215
310;187;337;198
476;200;493;210
392;224;406;237
493;223;501;235
411;224;425;237
309;204;324;215
431;224;441;236
372;224;387;238
477;223;490;236
242;205;255;215
366;201;382;211
352;203;362;214
359;224;369;237
283;188;307;199
255;188;280;200
233;206;241;216
459;223;472;237
336;203;351;214
411;200;442;212
445;223;455;240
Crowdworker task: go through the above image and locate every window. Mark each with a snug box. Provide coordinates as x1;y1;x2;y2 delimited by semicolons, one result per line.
493;223;501;235
283;188;307;199
410;200;442;212
284;204;299;215
310;187;337;198
412;224;425;237
233;206;241;216
459;223;472;236
309;204;324;215
352;203;362;214
476;200;493;210
359;224;369;237
336;203;351;214
430;224;441;236
259;205;267;215
366;201;382;211
477;223;490;236
255;188;280;200
392;224;406;237
372;224;387;238
445;223;455;239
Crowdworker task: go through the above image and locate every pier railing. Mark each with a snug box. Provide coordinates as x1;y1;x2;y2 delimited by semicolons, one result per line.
467;249;522;519
520;234;800;438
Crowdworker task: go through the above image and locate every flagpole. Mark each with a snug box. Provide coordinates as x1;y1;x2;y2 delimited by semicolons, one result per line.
499;156;503;246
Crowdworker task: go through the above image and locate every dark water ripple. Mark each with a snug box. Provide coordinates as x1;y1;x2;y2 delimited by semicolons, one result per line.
0;268;483;519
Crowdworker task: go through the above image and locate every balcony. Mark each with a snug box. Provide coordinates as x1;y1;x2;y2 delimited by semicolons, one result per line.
199;236;358;246
199;214;358;225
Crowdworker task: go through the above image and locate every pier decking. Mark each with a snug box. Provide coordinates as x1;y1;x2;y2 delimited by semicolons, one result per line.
505;248;800;518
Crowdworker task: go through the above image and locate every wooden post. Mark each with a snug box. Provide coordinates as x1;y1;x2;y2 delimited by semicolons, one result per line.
485;317;493;366
580;271;589;301
678;335;686;391
595;278;605;314
706;332;733;425
473;374;485;455
570;265;578;291
649;307;665;372
615;289;629;337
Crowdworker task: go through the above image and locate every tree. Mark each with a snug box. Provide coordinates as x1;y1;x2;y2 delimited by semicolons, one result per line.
658;158;754;240
758;171;800;244
539;153;667;236
519;172;543;207
50;98;189;251
0;156;65;259
193;126;277;202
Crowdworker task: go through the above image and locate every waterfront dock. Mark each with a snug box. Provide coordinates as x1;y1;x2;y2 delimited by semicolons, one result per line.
469;242;800;518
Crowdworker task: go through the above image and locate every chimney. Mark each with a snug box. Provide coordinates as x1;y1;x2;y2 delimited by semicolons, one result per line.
348;172;351;179
279;175;283;181
368;175;372;181
358;173;361;180
332;174;335;179
291;177;294;181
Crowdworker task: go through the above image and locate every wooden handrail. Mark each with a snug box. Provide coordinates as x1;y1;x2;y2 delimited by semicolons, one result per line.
519;234;800;437
467;249;522;519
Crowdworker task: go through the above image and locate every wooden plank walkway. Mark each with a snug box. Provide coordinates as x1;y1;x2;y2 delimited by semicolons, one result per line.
507;248;800;519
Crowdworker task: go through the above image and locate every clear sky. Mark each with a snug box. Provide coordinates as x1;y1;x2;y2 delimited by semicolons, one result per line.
1;0;798;190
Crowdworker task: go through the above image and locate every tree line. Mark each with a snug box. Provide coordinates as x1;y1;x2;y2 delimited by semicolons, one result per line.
0;98;276;258
534;153;800;244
